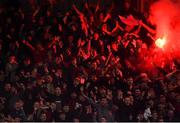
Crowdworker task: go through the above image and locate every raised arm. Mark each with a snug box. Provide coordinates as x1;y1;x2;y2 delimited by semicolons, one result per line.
103;13;111;23
111;21;124;34
134;21;142;34
81;89;96;106
105;48;112;66
139;20;156;35
103;21;124;36
73;4;83;16
63;11;70;24
22;40;35;51
87;38;91;55
73;4;88;36
84;2;93;15
33;6;40;17
47;36;60;48
95;0;100;13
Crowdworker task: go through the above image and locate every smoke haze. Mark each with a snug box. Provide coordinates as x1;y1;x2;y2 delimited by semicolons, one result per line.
149;0;180;57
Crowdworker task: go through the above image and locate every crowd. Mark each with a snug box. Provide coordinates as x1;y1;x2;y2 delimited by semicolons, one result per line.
0;0;180;122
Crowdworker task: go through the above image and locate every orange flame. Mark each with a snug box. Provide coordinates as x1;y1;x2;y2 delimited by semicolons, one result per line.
155;36;166;49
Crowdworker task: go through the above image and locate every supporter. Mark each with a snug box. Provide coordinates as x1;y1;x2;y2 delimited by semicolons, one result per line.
9;100;27;121
0;0;179;122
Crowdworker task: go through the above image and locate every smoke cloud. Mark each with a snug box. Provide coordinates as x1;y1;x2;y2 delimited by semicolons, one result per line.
148;0;180;57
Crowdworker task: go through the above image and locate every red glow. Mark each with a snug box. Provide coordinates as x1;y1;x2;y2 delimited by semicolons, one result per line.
155;36;166;49
148;0;180;58
134;0;180;76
